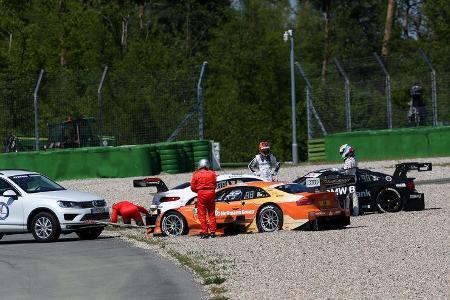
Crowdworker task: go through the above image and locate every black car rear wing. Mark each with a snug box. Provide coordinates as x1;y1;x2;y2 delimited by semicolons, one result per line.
393;162;432;178
133;177;169;193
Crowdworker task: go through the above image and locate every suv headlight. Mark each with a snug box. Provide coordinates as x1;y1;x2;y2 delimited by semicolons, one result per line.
58;200;81;208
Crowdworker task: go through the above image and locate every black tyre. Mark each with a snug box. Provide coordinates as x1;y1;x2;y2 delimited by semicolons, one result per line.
161;211;188;236
0;233;3;240
76;227;104;240
376;188;403;213
31;212;61;242
256;205;283;233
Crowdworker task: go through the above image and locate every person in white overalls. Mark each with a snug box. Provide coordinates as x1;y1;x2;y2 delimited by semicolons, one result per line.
248;141;280;182
339;144;359;216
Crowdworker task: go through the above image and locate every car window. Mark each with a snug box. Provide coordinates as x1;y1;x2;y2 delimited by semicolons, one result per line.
0;179;14;194
173;182;190;190
242;187;270;200
275;183;309;194
217;188;243;202
9;174;65;193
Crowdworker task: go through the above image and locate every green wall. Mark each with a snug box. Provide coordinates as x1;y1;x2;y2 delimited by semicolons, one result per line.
0;140;212;181
325;126;450;161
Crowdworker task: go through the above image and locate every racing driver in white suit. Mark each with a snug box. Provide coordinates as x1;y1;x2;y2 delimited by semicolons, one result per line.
338;144;359;216
248;141;280;181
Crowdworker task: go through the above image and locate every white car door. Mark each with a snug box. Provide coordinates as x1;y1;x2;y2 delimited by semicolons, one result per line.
0;178;25;232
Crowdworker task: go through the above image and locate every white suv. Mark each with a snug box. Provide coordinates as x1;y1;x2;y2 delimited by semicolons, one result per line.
0;170;110;242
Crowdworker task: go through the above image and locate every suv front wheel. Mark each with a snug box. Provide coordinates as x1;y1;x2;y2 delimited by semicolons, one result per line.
31;212;61;242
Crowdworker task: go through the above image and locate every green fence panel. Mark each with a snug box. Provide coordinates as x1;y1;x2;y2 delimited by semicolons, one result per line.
325;126;450;161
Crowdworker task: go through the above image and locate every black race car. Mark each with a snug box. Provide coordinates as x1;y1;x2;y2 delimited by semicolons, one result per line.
295;162;432;215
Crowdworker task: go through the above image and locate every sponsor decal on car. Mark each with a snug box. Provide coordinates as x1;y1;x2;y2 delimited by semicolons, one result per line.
409;194;422;199
215;209;255;217
305;172;322;178
327;186;371;197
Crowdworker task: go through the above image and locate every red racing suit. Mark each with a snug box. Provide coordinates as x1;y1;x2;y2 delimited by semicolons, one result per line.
111;201;148;226
190;168;217;234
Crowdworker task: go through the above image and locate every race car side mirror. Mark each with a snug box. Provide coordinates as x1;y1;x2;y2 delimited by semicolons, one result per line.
3;189;17;200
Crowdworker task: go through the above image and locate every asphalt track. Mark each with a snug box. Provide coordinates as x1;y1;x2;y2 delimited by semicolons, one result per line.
0;233;205;300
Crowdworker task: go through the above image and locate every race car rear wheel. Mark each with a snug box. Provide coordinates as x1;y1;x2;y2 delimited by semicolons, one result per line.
376;188;402;213
257;205;283;233
161;211;188;236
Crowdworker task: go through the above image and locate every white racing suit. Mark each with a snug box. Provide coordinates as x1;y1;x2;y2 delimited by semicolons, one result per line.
248;154;280;181
340;156;359;216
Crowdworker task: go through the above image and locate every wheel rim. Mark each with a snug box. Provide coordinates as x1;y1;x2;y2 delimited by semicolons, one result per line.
35;216;53;239
260;208;280;232
379;192;401;212
162;215;184;236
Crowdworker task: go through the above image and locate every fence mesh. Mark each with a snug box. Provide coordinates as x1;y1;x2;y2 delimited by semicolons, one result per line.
0;66;200;151
302;52;449;139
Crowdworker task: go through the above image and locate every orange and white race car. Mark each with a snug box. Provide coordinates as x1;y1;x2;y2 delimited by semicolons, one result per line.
152;181;350;236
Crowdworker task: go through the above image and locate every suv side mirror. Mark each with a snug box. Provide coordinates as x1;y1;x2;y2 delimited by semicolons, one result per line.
3;190;17;199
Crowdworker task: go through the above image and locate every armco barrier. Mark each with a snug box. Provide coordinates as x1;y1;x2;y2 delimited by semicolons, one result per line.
325;126;450;161
0;140;213;180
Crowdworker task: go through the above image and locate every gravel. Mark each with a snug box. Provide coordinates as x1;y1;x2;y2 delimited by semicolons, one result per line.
62;157;450;299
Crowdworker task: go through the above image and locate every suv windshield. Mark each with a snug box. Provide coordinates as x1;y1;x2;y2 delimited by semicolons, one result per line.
275;183;309;194
9;174;65;193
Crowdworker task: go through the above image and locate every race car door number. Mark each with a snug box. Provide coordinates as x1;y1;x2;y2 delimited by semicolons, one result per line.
91;207;106;214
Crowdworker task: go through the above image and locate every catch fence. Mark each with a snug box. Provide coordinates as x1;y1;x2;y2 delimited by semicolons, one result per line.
297;50;450;139
0;63;207;152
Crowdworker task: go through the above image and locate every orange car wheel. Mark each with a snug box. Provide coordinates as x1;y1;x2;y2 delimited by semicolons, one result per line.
161;211;188;236
257;205;283;233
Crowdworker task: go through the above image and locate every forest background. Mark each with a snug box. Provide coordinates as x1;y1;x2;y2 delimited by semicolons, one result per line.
0;0;448;162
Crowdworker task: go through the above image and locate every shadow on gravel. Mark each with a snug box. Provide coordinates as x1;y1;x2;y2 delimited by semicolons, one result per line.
0;235;115;245
422;207;442;211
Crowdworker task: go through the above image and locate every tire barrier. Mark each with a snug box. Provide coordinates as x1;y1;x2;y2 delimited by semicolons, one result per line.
0;140;213;180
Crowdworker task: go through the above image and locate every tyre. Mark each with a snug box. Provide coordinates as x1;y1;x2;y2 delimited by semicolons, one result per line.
0;233;3;240
31;212;61;242
76;227;104;240
256;205;283;233
376;188;402;213
161;211;188;236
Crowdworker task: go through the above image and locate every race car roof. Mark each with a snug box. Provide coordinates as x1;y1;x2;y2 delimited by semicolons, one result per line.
0;170;39;177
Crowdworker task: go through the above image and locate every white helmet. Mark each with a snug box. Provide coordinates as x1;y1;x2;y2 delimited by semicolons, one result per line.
197;158;210;169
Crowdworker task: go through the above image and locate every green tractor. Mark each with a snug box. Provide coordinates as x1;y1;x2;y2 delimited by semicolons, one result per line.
47;117;116;149
4;117;116;152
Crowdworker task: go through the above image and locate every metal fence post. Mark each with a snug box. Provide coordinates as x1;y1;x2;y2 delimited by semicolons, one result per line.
333;58;351;132
419;49;438;126
33;69;44;151
98;66;108;145
306;87;312;140
294;62;327;137
374;52;393;129
197;61;208;140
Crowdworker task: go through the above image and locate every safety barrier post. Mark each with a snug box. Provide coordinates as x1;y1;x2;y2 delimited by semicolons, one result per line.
98;66;108;145
333;58;351;132
197;61;208;140
419;49;438;126
374;52;393;129
294;62;327;138
33;69;44;151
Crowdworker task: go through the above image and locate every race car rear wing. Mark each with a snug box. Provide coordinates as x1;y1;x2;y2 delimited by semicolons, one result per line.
393;162;432;178
133;177;169;193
